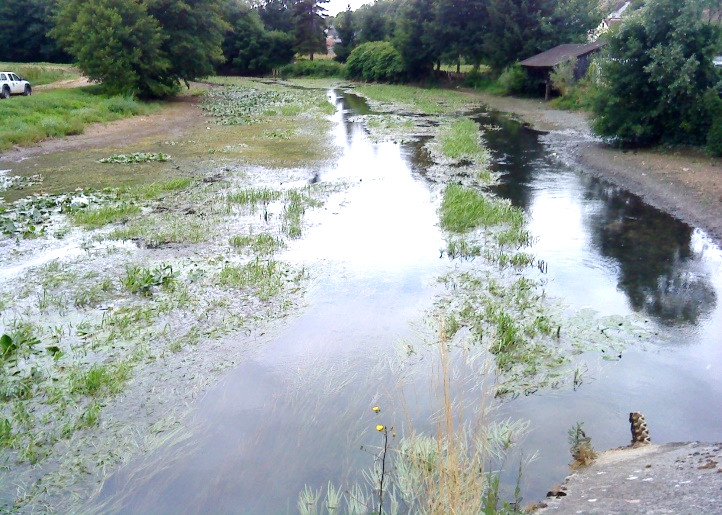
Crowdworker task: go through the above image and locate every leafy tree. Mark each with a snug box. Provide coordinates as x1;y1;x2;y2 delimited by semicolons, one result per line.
354;0;399;44
53;0;173;97
293;0;329;60
483;0;602;72
221;2;295;74
333;6;356;63
394;0;437;78
144;0;228;87
346;41;403;82
53;0;228;98
257;0;295;33
0;0;70;63
592;0;722;146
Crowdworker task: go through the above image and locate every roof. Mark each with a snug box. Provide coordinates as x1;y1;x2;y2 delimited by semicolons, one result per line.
519;42;607;68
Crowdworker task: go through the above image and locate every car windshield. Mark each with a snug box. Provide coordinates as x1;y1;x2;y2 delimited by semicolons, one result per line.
11;74;20;81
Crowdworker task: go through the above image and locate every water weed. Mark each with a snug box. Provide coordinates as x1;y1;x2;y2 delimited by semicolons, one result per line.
440;184;524;233
439;118;490;163
99;153;171;164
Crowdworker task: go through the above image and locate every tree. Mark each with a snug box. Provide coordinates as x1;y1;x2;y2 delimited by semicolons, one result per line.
53;0;228;98
221;1;295;75
483;0;602;72
257;0;295;33
592;0;722;146
293;0;329;60
53;0;173;97
333;6;356;63
394;0;437;78
144;0;228;87
0;0;70;63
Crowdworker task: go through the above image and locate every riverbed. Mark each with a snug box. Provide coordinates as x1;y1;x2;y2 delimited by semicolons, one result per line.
1;81;720;512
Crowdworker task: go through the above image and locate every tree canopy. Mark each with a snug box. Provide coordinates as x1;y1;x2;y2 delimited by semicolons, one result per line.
53;0;228;98
591;0;722;147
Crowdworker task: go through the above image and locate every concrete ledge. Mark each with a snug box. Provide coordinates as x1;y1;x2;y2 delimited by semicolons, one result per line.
537;442;722;514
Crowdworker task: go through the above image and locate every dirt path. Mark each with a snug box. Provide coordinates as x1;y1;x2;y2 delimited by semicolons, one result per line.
0;95;205;165
469;91;722;246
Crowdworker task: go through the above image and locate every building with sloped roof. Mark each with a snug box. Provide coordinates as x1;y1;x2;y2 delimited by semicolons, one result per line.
519;41;607;100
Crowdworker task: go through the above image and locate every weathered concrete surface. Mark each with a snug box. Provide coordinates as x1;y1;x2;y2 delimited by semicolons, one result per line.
537;442;722;514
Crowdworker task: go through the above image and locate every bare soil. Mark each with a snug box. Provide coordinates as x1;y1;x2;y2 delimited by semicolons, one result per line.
0;95;205;165
469;91;722;246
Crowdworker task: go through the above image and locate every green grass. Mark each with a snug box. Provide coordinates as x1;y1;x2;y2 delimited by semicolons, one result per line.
69;203;140;229
0;63;79;86
439;119;490;162
219;258;287;301
68;362;132;397
230;232;286;255
227;188;282;206
355;84;478;115
123;177;193;200
0;87;156;151
439;184;524;233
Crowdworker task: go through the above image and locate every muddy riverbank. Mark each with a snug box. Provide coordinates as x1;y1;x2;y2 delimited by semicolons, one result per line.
468;91;722;246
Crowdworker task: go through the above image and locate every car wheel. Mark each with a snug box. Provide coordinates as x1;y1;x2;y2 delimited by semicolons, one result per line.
0;86;9;99
23;85;31;96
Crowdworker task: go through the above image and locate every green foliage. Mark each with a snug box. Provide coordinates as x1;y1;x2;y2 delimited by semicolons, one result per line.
495;64;533;95
121;264;176;296
70;203;141;229
52;0;227;98
393;0;437;79
569;422;597;467
484;0;603;72
0;0;70;63
220;3;295;75
704;88;722;156
293;0;329;60
279;60;345;78
592;0;722;146
332;7;356;63
439;119;489;162
346;41;404;83
439;184;524;233
550;57;577;96
99;152;171;164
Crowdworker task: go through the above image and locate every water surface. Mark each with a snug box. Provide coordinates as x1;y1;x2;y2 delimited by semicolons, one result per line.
94;90;722;512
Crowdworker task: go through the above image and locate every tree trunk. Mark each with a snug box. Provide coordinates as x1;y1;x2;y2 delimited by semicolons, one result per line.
309;53;314;61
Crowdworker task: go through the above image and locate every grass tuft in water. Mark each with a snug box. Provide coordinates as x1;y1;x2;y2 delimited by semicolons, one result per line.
69;203;140;229
439;119;490;163
440;184;524;233
229;232;285;255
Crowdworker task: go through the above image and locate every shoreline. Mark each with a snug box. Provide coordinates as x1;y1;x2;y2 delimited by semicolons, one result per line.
468;90;722;247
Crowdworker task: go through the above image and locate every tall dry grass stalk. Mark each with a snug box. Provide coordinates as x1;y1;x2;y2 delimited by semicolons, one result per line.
299;317;530;514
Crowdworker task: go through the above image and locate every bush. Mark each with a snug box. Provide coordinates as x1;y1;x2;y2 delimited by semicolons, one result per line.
345;41;404;83
495;64;533;95
278;60;345;78
705;89;722;157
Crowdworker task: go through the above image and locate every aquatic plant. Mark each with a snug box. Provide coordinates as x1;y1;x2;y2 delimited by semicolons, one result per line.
99;153;170;164
121;264;176;296
568;422;596;468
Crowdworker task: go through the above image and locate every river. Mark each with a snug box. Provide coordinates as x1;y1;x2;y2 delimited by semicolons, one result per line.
91;89;722;513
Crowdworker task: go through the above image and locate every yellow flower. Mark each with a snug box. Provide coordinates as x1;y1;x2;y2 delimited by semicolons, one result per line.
376;424;385;432
372;406;380;413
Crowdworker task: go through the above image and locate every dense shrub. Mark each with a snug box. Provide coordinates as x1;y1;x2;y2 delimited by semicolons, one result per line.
345;41;404;83
495;64;534;95
705;89;722;157
591;0;722;147
278;60;345;78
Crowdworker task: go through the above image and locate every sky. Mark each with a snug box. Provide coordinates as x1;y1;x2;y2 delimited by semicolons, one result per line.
325;0;373;18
